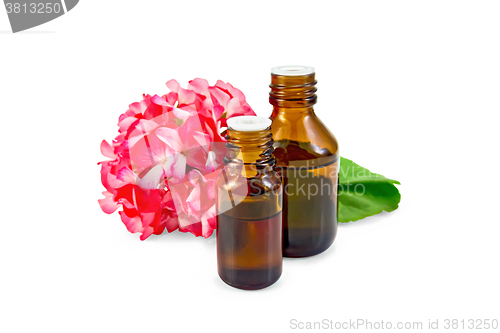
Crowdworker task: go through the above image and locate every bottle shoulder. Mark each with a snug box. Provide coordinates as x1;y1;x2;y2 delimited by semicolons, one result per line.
270;112;339;167
272;140;338;167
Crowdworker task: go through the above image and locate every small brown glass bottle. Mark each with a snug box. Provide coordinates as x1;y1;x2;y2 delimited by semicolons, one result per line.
216;116;283;290
269;66;339;258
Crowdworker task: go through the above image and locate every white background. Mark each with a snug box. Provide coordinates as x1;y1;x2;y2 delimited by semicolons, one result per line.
1;1;499;332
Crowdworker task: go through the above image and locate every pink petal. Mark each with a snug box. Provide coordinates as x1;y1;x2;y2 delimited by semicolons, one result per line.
165;92;178;105
98;162;113;192
224;97;242;117
117;197;135;210
128;99;149;116
100;140;115;159
140;226;155;241
137;164;164;189
185;147;208;171
187;169;204;186
170;183;189;215
177;89;196;106
163;215;179;233
162;190;176;211
186;185;201;212
180;115;204;136
155;127;184;152
209;86;230;108
241;104;256;116
201;207;216;238
98;191;119;214
163;155;176;178
166;79;180;93
188;78;210;96
127;119;161;148
127;101;143;115
106;172;125;190
215;80;246;101
139;212;159;240
119;211;143;233
205;151;219;172
167;80;197;107
116;167;137;184
206;211;217;230
173;107;194;120
172;154;187;179
177;213;200;230
213;105;225;120
203;170;218;198
190;131;211;151
118;116;139;133
152;94;170;106
129;133;167;171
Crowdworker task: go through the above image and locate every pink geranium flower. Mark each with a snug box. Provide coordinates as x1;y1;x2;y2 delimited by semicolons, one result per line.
155;116;211;178
98;79;255;240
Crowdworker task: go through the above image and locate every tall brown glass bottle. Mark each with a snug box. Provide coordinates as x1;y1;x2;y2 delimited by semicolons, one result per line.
216;116;283;290
269;66;339;258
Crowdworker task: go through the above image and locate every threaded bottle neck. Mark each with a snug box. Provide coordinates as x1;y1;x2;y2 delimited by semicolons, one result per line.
269;69;317;108
224;127;275;168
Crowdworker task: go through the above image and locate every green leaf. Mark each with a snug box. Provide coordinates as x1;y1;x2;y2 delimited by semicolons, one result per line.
338;157;401;222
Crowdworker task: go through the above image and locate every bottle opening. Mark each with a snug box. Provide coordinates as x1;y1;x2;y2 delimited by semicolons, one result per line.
227;116;272;132
271;65;315;76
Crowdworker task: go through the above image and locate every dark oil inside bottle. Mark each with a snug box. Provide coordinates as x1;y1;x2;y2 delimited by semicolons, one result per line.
217;211;282;290
274;140;339;258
